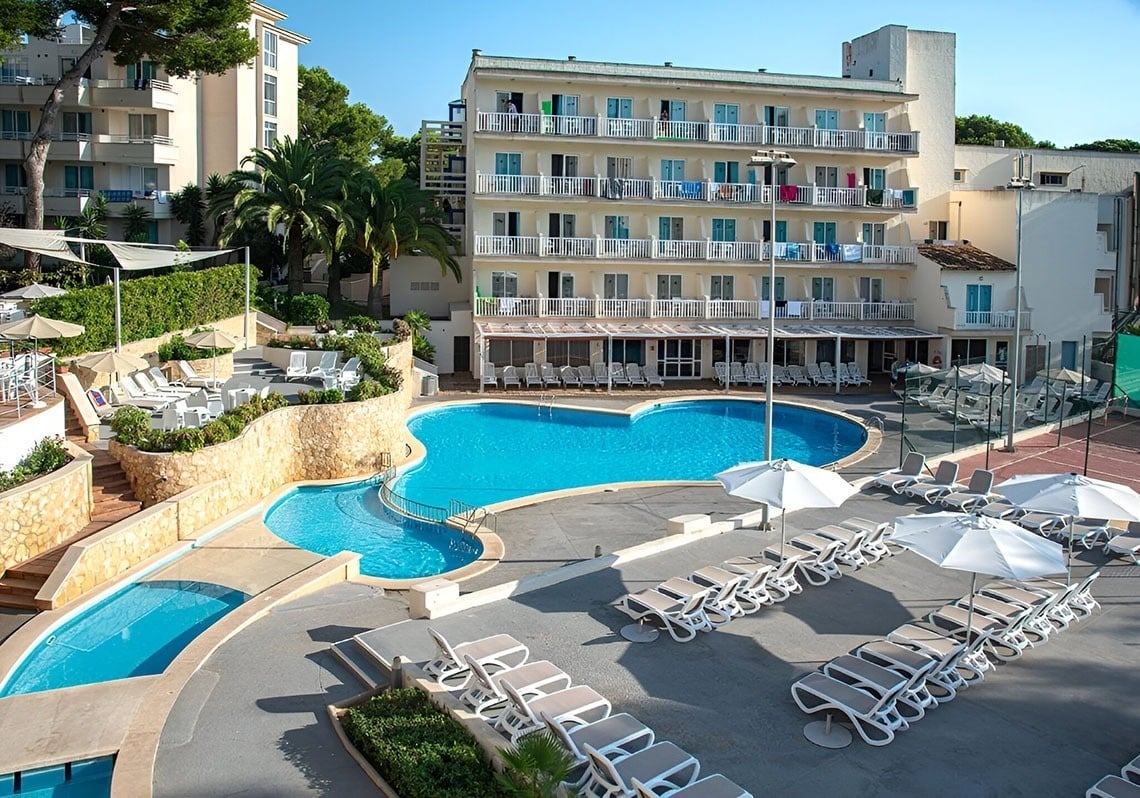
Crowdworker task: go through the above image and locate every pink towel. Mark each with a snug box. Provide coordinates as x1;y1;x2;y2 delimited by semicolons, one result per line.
847;172;857;188
779;184;798;202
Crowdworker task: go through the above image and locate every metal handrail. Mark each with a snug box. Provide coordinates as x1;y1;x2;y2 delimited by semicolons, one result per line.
377;468;486;539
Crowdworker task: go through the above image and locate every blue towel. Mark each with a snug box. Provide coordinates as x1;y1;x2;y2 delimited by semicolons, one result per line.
785;242;800;259
681;180;702;198
826;243;840;257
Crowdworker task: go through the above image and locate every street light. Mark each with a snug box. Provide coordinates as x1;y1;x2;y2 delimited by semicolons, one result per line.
1005;177;1034;451
749;148;796;476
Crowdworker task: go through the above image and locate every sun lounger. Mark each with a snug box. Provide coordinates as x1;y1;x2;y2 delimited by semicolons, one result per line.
539;362;561;387
715;560;774;612
901;461;962;503
459;655;571;717
764;535;844;586
148;366;197;396
481;362;499;389
855;638;952;705
577;364;599;388
812;524;868;568
422;627;529;687
1105;523;1140;565
110;378;172;410
1088;775;1140;798
888;623;992;685
496;682;612;742
610;362;631;387
743;361;761;386
523;362;543;388
582;742;699;798
837;517;894;562
501;364;522;389
285;351;309;381
560;365;582;389
823;653;935;723
725;552;805;602
177;359;223;391
641;364;665;388
791;671;909;746
615;588;712;642
868;452;928;494
626;363;648;387
1122;755;1140;783
544;711;655;791
655;577;734;627
939;468;998;511
928;602;1024;663
633;774;753;798
686;566;748;620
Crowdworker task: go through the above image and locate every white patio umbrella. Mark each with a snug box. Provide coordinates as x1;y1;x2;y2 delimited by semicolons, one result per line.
716;458;857;558
995;472;1140;582
0;314;85;407
0;282;66;300
889;511;1066;636
1041;368;1089;385
185;329;237;385
77;350;149;375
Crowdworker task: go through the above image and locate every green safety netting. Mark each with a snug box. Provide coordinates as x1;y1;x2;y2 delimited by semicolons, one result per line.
1115;333;1140;408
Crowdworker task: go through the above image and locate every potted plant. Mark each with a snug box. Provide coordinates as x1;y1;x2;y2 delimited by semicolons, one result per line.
54;356;70;374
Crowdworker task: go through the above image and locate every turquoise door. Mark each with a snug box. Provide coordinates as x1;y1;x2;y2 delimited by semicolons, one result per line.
607;98;632;118
714;103;739;125
863;112;886;132
669;101;685;121
659;217;672;240
661;159;684;181
713;161;739;183
711;219;736;242
764;220;787;242
812;222;837;244
494;153;521;175
815;109;839;129
1062;341;1077;369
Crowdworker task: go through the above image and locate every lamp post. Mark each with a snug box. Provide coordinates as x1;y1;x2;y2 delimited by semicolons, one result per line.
749;148;796;526
1005;178;1034;451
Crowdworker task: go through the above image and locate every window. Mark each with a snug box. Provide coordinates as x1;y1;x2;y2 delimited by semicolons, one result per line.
659;99;685;122
603;216;629;240
1;110;31;138
264;74;277;116
656;274;682;299
658;217;683;241
492;211;520;236
713;103;739;141
711;218;736;242
3;164;26;188
128;114;157;140
490;271;518;298
547;213;575;238
928;220;948;240
814;166;838;187
761;276;785;301
660;159;684;182
606;156;633;178
862;223;885;246
61;112;92;137
603;273;629;299
128;165;158;194
709;275;734;300
64;165;94;192
609;339;644;366
713;161;739;184
762;220;787;243
547;271;574;298
550;154;578;177
0;56;30;83
494;152;522;176
763;105;790;127
145;220;159;244
1040;172;1065;187
953;169;966;183
811;277;834;301
864;168;886;190
774;339;805;367
488;339;532;367
550;94;578;116
1094;276;1114;312
263;29;278;69
657;338;701;377
606;98;633;119
263;121;278;148
858;277;885;302
950;338;988;366
546;339;591;367
1061;340;1078;370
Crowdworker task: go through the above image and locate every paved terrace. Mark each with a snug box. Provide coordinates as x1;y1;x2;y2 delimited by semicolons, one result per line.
149;394;1140;797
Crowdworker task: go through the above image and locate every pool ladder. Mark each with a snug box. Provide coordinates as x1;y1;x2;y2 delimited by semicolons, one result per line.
538;392;557;417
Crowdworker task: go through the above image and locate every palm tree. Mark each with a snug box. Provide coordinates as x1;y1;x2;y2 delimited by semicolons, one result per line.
310;172;361;306
357;178;460;317
204;172;240;246
170;183;207;246
225;137;350;296
121;202;151;243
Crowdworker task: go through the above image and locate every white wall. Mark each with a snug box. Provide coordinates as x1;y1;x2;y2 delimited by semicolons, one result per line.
388;254;470;319
955;146;1140;195
0;403;64;471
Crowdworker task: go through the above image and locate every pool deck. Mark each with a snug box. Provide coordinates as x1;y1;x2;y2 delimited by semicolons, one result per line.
0;375;1137;795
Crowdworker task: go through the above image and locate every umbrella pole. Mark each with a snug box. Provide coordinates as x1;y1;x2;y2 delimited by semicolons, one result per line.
779;510;786;561
965;572;978;648
1066;516;1074;587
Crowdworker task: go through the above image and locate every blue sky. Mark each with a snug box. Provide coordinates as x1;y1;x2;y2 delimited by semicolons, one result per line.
270;0;1138;146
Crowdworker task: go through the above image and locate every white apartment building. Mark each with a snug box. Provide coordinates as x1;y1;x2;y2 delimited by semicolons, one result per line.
401;24;1139;383
0;2;306;245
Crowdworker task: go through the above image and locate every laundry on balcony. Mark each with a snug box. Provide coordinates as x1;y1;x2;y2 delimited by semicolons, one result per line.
786;300;804;317
604;177;626;199
778;184;799;202
888;188;905;200
842;244;863;262
825;243;840;259
784;242;801;259
100;189;134;203
866;188;884;206
679;180;703;199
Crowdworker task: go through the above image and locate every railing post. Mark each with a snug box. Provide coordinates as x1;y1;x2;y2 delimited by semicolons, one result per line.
705;238;712;260
703;296;711;319
706;179;713;202
537;293;547;318
650;235;659;259
706;119;713;142
595;174;602;198
595;294;603;319
597;113;604;138
595;235;604;258
538;234;548;257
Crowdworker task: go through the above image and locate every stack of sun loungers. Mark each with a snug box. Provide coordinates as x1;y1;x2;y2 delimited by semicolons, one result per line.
790;566;1101;746
613;517;893;643
1087;755;1140;798
421;628;752;796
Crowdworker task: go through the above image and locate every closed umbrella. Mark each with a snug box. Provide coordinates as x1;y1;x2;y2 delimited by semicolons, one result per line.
995;472;1140;582
185;329;237;385
0;283;66;300
716;458;857;557
889;511;1066;641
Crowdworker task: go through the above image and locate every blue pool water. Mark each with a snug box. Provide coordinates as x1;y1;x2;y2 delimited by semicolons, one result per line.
0;581;248;697
400;399;866;508
1;757;114;798
264;483;483;579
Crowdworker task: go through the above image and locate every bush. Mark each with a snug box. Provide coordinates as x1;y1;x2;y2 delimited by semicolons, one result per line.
344;314;379;333
412;333;435;363
349;380;395;401
341;688;504;798
157;334;197;363
288;293;330;325
297;388;344;404
32;264;247;356
0;436;73;492
110;406;152;447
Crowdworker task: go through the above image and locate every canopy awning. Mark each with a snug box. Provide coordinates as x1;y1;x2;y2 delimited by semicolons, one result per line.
0;229;90;264
0;228;235;270
475;319;940;340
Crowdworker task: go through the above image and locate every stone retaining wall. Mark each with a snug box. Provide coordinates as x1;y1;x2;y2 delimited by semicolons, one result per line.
111;340;415;509
0;442;91;574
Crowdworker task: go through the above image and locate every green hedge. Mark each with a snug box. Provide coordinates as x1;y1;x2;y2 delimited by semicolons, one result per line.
31;265;248;356
110;392;290;453
342;688;505;798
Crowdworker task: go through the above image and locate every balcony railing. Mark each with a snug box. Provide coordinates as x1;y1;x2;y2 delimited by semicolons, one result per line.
474;295;915;322
475;111;919;154
473;234;917;265
475;172;917;210
90;78;174;92
97;133;174;146
953;309;1032;330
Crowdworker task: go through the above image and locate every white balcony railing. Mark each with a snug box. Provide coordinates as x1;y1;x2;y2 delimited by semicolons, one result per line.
473;235;917;265
474;112;920;154
474;172;918;210
90;78;174;92
954;310;1032;330
97;133;174;146
472;294;916;322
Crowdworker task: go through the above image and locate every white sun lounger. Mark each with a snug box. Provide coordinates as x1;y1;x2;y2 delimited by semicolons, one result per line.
543;711;655;791
790;671;909;746
459;654;571;717
422;627;529;687
714;560;774;612
633;774;753;798
582;742;700;798
763;536;844;586
495;681;612;742
539;362;560;387
725;552;806;602
1088;775;1140;798
868;452;928;494
888;623;993;685
655;577;734;627
855;638;953;705
901;461;962;503
560;365;582;388
823;653;936;724
939;468;998;511
615;588;712;642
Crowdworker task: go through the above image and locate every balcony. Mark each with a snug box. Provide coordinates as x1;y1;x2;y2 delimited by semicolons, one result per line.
92;133;177;165
474;172;917;211
0;187;97;216
951;309;1031;331
88;79;176;111
474;295;915;322
0;131;96;160
474;111;919;154
99;189;175;219
473;234;916;265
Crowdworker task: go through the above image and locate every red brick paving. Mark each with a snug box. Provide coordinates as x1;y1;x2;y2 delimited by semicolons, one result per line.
952;412;1140;493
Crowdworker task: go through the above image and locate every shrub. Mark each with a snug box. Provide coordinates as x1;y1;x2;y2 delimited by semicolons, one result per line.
31;264;247;356
170;427;206;453
297;388;344;405
393;318;411;341
344;314;379;333
497;732;576;798
157;334;197;363
341;688;504;798
349;380;394;401
110;406;152;446
200;421;235;447
115;391;291;453
288;293;330;325
412;333;435;363
0;436;73;492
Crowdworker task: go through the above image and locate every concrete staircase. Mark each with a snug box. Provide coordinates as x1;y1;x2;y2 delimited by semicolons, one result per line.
0;429;143;610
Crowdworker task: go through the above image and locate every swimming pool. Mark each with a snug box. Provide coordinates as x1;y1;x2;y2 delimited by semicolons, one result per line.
264;482;484;579
0;580;248;697
400;399;866;508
